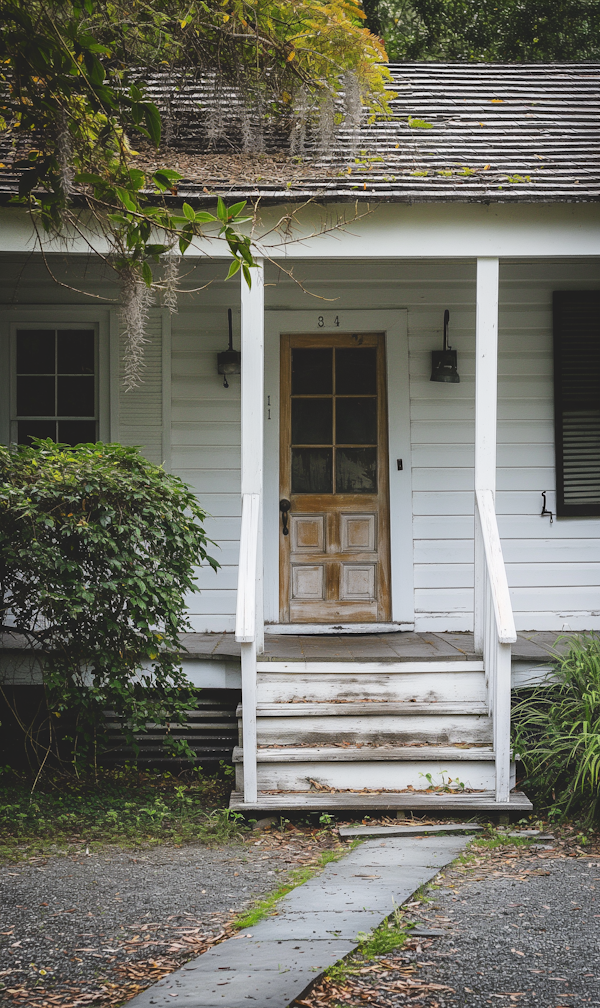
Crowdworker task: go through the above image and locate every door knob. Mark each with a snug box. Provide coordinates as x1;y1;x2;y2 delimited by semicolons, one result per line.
279;498;291;536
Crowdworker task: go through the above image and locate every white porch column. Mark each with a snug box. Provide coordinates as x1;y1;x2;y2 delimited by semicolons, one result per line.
240;258;264;651
239;260;264;805
474;257;499;652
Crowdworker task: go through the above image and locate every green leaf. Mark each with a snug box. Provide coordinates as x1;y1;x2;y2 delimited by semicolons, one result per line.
242;263;252;288
227;200;248;218
182;202;195;221
143;103;161;148
216;196;228;223
115;187;137;212
194;211;217;223
226;258;241;280
74;172;106;188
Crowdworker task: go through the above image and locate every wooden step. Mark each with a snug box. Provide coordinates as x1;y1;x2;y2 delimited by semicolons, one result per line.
229;790;533;811
239;702;489;717
233;745;495;762
255;661;485;673
255;667;486;705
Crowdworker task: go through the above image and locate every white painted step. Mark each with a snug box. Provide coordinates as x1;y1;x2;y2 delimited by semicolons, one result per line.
255;662;485;705
233;745;494;762
235;756;498;792
245;701;488;716
229;790;534;811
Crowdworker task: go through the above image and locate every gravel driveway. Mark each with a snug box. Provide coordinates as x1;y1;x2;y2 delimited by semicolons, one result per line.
302;830;600;1008
0;826;334;1007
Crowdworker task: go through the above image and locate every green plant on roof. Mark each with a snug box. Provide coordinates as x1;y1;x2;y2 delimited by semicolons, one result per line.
408;116;433;128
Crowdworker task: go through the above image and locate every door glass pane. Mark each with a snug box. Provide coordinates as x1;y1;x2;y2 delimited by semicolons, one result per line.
336;398;377;444
59;420;97;445
17;376;54;416
336;447;377;493
292;448;333;493
18;420;56;445
292;399;332;444
292;349;332;394
57;376;95;417
57;330;95;374
336;348;377;394
16;330;55;374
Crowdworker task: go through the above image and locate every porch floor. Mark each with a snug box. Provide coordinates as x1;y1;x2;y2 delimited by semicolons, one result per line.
180;630;564;663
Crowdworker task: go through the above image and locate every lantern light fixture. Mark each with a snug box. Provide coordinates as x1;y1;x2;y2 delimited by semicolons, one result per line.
217;308;241;388
430;309;460;383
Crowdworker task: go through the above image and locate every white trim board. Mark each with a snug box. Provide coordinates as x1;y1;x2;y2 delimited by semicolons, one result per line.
263;308;414;630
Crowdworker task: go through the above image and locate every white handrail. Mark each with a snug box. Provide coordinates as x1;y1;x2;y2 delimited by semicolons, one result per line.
475;489;517;644
475;487;515;803
235;493;260;644
235;492;260;804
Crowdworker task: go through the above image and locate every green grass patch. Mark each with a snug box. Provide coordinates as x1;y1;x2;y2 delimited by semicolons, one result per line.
235;843;358;929
0;765;241;860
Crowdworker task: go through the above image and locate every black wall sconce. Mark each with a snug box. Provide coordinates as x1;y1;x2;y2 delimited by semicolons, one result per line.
217;308;241;388
430;309;460;384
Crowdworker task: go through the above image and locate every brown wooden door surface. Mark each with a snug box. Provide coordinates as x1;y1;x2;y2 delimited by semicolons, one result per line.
279;333;391;623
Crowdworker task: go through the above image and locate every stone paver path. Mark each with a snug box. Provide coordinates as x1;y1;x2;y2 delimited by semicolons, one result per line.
125;835;469;1008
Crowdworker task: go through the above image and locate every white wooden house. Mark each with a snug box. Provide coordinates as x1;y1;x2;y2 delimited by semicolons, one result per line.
1;63;599;812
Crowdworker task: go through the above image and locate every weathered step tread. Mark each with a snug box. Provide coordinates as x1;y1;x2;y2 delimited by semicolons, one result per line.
237;701;489;717
229;790;533;811
256;660;485;673
233;745;495;762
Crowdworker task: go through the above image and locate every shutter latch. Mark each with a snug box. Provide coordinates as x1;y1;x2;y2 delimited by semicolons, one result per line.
540;490;554;524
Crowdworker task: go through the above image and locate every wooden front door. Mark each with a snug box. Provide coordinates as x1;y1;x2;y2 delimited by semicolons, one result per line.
279;333;391;623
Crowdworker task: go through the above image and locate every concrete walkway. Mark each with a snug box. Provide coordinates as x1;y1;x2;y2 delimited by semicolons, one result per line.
126;834;469;1008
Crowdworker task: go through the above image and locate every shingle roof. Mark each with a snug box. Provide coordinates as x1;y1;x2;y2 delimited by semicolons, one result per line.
1;63;599;204
150;62;600;203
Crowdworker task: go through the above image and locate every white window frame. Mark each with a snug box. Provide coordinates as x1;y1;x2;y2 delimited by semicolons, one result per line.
0;309;111;446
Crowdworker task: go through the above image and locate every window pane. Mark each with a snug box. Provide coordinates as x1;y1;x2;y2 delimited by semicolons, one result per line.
292;398;332;444
292;349;332;394
292;448;333;493
17;330;55;374
57;330;95;374
336;447;377;493
59;420;97;446
336;348;377;394
18;420;56;445
336;398;377;444
57;376;95;417
17;376;54;416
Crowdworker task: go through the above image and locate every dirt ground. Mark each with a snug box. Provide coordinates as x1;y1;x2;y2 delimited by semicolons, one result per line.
300;826;600;1008
2;823;599;1008
0;823;340;1007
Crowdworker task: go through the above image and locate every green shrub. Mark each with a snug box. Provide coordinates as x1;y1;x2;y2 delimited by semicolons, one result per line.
0;440;218;775
512;633;600;822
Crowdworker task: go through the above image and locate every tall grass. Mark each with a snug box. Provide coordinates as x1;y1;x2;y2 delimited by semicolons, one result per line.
512;634;600;822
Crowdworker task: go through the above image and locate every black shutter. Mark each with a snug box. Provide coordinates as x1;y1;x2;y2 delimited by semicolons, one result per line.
554;290;600;517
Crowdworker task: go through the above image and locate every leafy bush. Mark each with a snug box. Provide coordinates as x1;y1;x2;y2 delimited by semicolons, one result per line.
0;440;218;774
512;634;600;822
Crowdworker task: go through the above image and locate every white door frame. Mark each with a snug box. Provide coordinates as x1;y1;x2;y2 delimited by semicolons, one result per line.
263;308;413;630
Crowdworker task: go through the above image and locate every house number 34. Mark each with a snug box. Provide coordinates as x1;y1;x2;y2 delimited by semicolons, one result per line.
317;315;340;328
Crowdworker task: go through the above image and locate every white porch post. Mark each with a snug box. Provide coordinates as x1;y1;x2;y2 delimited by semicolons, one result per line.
474;257;512;803
474;257;499;652
239;259;264;804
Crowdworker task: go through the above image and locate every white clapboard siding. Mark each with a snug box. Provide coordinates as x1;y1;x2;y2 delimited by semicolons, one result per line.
170;300;242;630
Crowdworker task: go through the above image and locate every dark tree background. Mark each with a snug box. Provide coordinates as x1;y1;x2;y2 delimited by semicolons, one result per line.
363;0;600;62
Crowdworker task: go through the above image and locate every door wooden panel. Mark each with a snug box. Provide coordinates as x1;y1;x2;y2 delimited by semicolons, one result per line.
279;333;391;623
